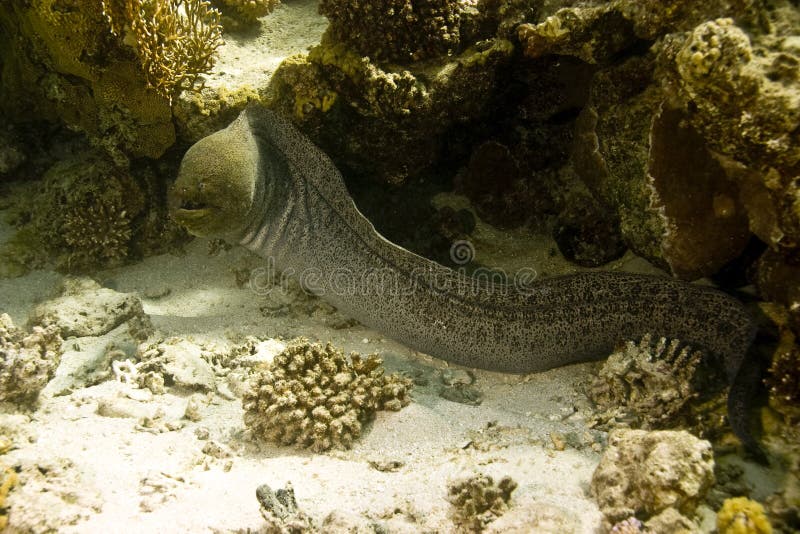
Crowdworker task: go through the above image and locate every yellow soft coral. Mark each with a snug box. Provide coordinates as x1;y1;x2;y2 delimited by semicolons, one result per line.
717;497;773;534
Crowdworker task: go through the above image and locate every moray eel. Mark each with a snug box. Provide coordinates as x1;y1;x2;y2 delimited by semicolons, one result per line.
170;106;760;455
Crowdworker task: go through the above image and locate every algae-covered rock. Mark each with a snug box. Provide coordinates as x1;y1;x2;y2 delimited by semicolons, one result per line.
319;0;463;64
717;497;773;534
573;55;751;279
591;429;715;527
242;339;412;452
0;313;62;405
269;37;514;184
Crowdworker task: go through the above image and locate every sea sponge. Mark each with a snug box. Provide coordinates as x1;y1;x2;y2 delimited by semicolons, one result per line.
242;339;412;452
318;0;463;63
0;313;62;405
447;474;517;532
717;497;773;534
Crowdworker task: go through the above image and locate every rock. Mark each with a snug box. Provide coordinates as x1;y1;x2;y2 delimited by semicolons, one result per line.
590;429;715;527
29;277;152;338
0;313;62;405
321;509;376;533
574;61;750;279
136;338;217;391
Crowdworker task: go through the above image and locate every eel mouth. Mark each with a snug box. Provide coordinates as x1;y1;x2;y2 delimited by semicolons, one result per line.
179;199;209;211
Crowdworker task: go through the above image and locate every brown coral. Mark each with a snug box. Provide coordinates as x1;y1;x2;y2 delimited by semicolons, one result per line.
242;340;412;452
0;313;62;405
587;334;713;434
102;0;224;102
319;0;463;63
447;474;517;532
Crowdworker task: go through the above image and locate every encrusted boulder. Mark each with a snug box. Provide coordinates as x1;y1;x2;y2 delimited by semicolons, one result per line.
590;429;715;528
29;277;151;339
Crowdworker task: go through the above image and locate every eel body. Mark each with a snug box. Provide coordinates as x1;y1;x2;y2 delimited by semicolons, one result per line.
170;106;759;452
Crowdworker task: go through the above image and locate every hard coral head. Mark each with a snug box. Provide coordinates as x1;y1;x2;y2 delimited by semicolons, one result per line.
169;118;259;238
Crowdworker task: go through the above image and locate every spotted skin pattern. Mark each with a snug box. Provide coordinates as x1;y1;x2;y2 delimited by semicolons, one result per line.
173;106;761;455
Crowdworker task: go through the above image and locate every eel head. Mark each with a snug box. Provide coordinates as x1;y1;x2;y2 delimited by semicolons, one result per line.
169;114;259;238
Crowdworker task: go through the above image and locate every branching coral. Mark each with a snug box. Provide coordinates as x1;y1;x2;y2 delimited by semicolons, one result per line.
101;0;223;102
211;0;278;28
587;334;716;433
447;474;517;532
760;303;800;422
0;313;62;405
242;339;412;452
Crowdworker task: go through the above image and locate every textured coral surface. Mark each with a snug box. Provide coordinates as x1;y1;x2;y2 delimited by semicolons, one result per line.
243;340;412;451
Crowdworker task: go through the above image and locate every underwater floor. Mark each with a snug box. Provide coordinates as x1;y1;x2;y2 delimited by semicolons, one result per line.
0;202;784;532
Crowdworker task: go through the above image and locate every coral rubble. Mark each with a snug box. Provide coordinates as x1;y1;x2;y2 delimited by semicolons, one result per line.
590;429;714;529
0;313;62;406
447;474;517;532
242;339;412;452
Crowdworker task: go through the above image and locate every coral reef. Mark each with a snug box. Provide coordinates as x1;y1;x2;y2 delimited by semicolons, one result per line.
0;149;184;274
573;56;751;278
211;0;278;30
255;482;315;532
0;313;62;405
447;474;517;532
587;334;728;439
102;0;223;103
0;1;177;161
268;35;514;184
717;497;773;534
519;1;799;278
759;303;800;423
318;0;463;63
590;429;714;528
242;339;412;452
